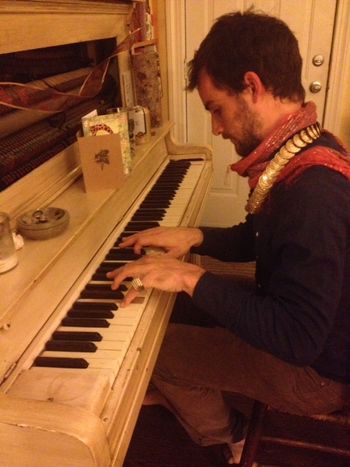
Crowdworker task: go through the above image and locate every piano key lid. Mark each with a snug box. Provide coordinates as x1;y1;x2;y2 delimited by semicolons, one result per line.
17;207;69;240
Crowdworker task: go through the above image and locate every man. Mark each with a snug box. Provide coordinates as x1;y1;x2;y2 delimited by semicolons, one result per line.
108;11;350;464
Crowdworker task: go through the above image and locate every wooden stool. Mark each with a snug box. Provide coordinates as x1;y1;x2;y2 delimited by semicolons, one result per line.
239;400;350;467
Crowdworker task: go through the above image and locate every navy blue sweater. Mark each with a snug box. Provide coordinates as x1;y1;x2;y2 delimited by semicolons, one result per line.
192;166;350;384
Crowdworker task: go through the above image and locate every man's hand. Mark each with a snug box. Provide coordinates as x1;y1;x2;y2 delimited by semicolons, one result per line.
107;255;205;306
118;226;204;258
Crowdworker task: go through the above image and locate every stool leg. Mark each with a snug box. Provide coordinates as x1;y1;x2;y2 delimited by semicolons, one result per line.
239;401;268;467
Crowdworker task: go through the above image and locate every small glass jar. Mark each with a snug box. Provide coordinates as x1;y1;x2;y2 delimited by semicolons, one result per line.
0;212;18;273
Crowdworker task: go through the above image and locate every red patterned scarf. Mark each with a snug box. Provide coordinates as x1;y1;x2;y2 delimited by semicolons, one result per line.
231;101;350;188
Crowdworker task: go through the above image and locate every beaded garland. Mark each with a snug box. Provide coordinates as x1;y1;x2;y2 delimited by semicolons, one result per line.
246;123;321;214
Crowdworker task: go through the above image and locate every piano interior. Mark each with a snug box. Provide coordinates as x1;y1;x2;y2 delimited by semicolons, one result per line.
0;2;212;466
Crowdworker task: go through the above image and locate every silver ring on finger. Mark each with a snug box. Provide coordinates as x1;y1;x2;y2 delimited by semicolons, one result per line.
131;277;144;291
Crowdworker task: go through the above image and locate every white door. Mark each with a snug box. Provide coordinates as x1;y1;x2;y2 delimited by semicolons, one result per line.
167;0;337;227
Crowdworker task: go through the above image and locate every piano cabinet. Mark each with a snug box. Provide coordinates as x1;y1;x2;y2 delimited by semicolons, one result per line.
0;3;213;465
0;1;131;55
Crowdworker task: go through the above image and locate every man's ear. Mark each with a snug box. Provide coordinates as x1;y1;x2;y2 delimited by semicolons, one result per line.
243;71;265;103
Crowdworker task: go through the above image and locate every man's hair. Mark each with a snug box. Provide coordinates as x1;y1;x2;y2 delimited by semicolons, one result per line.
187;11;305;102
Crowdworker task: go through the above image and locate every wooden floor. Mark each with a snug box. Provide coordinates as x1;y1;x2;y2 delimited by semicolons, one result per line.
124;404;281;467
124;404;230;467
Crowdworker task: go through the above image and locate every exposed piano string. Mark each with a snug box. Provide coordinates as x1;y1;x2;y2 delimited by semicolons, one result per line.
0;97;111;189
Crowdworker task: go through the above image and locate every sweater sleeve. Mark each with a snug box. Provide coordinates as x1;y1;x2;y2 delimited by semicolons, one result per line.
191;214;256;262
192;167;350;367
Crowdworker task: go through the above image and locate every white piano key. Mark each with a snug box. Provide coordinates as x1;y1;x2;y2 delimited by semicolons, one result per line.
42;350;124;360
93;340;128;350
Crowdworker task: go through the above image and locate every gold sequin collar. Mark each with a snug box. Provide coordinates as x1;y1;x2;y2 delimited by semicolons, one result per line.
246;123;321;214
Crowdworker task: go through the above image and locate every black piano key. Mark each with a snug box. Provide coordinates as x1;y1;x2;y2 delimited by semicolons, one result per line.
52;331;103;341
159;169;186;175
153;177;183;183
142;199;173;206
153;188;178;192
153;179;181;184
133;207;167;214
34;356;89;369
91;271;113;281
155;174;184;179
177;158;202;162
45;340;97;352
146;190;176;196
106;248;143;257
139;201;171;208
123;227;161;234
159;173;185;178
105;251;143;261
141;200;171;207
79;283;125;300
96;262;127;271
131;212;165;221
148;187;176;195
122;231;140;236
61;317;111;327
84;283;127;292
165;166;188;171
73;301;118;310
159;170;186;176
80;289;124;299
110;247;145;255
139;205;171;212
124;221;159;230
168;160;191;167
154;179;181;184
67;309;115;319
153;184;180;190
90;270;131;281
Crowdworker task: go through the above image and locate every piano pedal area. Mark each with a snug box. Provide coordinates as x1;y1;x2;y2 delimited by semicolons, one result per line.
5;159;207;420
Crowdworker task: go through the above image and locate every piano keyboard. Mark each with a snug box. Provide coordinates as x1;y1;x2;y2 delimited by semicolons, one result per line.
8;159;206;405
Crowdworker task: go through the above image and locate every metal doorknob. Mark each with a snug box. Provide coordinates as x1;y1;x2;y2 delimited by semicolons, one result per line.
312;54;324;66
309;81;322;93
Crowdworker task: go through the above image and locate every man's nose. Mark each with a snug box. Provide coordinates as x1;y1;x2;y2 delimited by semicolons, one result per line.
212;118;223;136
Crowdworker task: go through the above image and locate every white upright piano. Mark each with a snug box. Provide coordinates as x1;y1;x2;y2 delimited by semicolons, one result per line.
0;2;212;466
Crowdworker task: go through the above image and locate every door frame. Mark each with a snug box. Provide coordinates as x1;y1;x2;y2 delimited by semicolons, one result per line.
165;0;350;144
323;0;350;139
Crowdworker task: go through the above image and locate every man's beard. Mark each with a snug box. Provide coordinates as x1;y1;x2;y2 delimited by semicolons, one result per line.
229;100;263;157
234;132;262;157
